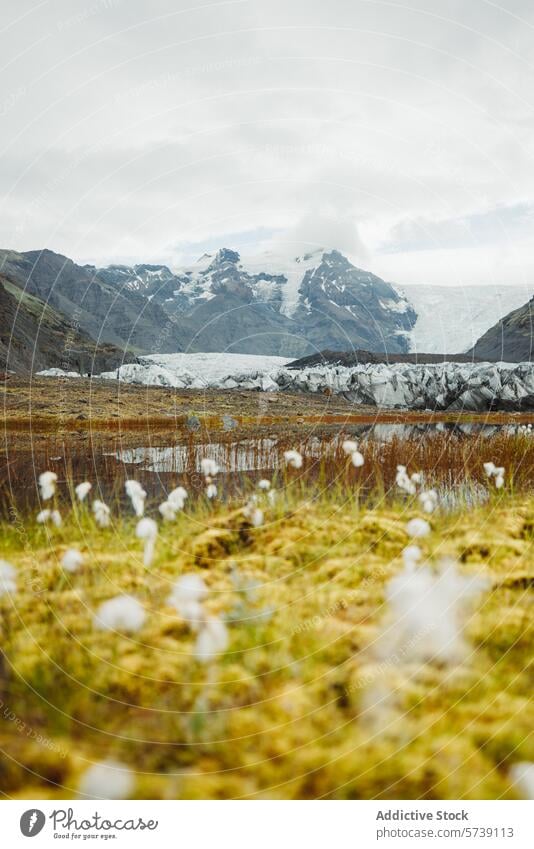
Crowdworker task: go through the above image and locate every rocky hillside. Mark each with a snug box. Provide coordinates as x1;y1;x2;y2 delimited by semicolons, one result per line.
0;249;183;354
92;248;415;357
468;297;533;362
0;275;130;374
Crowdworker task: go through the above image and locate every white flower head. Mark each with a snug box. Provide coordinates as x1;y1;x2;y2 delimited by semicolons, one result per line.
484;462;505;488
0;560;16;596
168;485;188;508
402;545;422;568
509;762;534;800
168;574;208;630
419;489;438;514
125;479;146;517
206;483;218;500
284;449;303;469
78;759;135;800
250;508;264;527
351;450;365;468
92;500;111;528
94;594;146;633
483;462;496;477
258;479;271;491
406;517;431;538
62;548;84;573
136;517;158;567
39;471;57;501
159;500;177;521
194;616;229;663
342;439;358;455
36;508;62;527
201;458;219;477
75;481;92;502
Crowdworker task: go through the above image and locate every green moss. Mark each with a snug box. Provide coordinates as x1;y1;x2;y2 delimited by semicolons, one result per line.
0;493;532;799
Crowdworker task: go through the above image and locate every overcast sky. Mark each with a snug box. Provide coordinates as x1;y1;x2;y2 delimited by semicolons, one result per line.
1;0;534;286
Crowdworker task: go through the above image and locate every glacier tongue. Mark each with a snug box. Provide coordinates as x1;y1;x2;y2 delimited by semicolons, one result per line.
94;352;534;411
399;284;532;355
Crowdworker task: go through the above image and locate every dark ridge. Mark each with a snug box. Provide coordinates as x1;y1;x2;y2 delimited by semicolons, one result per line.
285;349;484;369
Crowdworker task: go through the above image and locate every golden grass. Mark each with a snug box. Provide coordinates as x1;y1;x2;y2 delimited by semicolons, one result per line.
0;484;532;799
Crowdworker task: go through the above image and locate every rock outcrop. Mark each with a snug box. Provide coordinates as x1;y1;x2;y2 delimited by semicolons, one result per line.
468;297;534;363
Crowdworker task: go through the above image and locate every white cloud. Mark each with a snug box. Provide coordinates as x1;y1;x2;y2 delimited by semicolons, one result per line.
1;0;533;285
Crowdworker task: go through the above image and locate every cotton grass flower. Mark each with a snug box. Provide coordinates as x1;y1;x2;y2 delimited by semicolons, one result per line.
402;545;422;568
39;471;57;501
168;574;208;630
396;465;421;496
168;485;188;508
75;481;92;502
136;517;158;567
379;557;490;665
125;479;146;517
61;548;83;573
243;505;264;527
194;616;229;663
284;449;303;469
94;594;146;633
206;483;218;499
158;500;178;521
258;479;271;491
0;560;16;596
92;500;111;528
406;517;431;538
78;759;135;800
351;450;364;468
509;762;534;799
36;508;62;527
201;458;219;477
484;462;505;489
419;489;438;514
342;439;358;454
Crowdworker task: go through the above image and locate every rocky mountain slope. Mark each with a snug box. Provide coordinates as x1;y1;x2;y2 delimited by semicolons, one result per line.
0;249;183;354
468;297;534;362
0;275;129;374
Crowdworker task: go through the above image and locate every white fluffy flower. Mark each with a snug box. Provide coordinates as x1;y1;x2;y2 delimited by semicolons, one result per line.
258;479;271;491
39;471;57;501
0;560;16;596
381;558;490;664
206;483;218;499
136;517;158;567
94;594;146;633
125;479;146;517
396;465;423;495
168;574;208;630
159;500;178;521
249;508;264;527
342;440;358;455
92;500;111;528
484;462;505;489
61;548;84;573
509;762;534;799
78;759;135;800
36;508;62;527
194;616;229;663
351;450;365;468
75;481;92;502
419;489;438;514
406;517;431;538
267;489;277;505
168;485;188;508
284;449;303;469
402;545;422;568
201;458;219;477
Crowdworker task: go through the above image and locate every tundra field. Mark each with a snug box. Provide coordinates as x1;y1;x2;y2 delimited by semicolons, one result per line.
0;379;532;800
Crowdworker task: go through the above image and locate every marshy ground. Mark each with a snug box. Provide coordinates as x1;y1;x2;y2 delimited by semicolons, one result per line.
0;377;532;799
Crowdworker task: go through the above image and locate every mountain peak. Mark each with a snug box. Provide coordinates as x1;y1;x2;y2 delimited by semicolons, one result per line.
214;248;240;265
